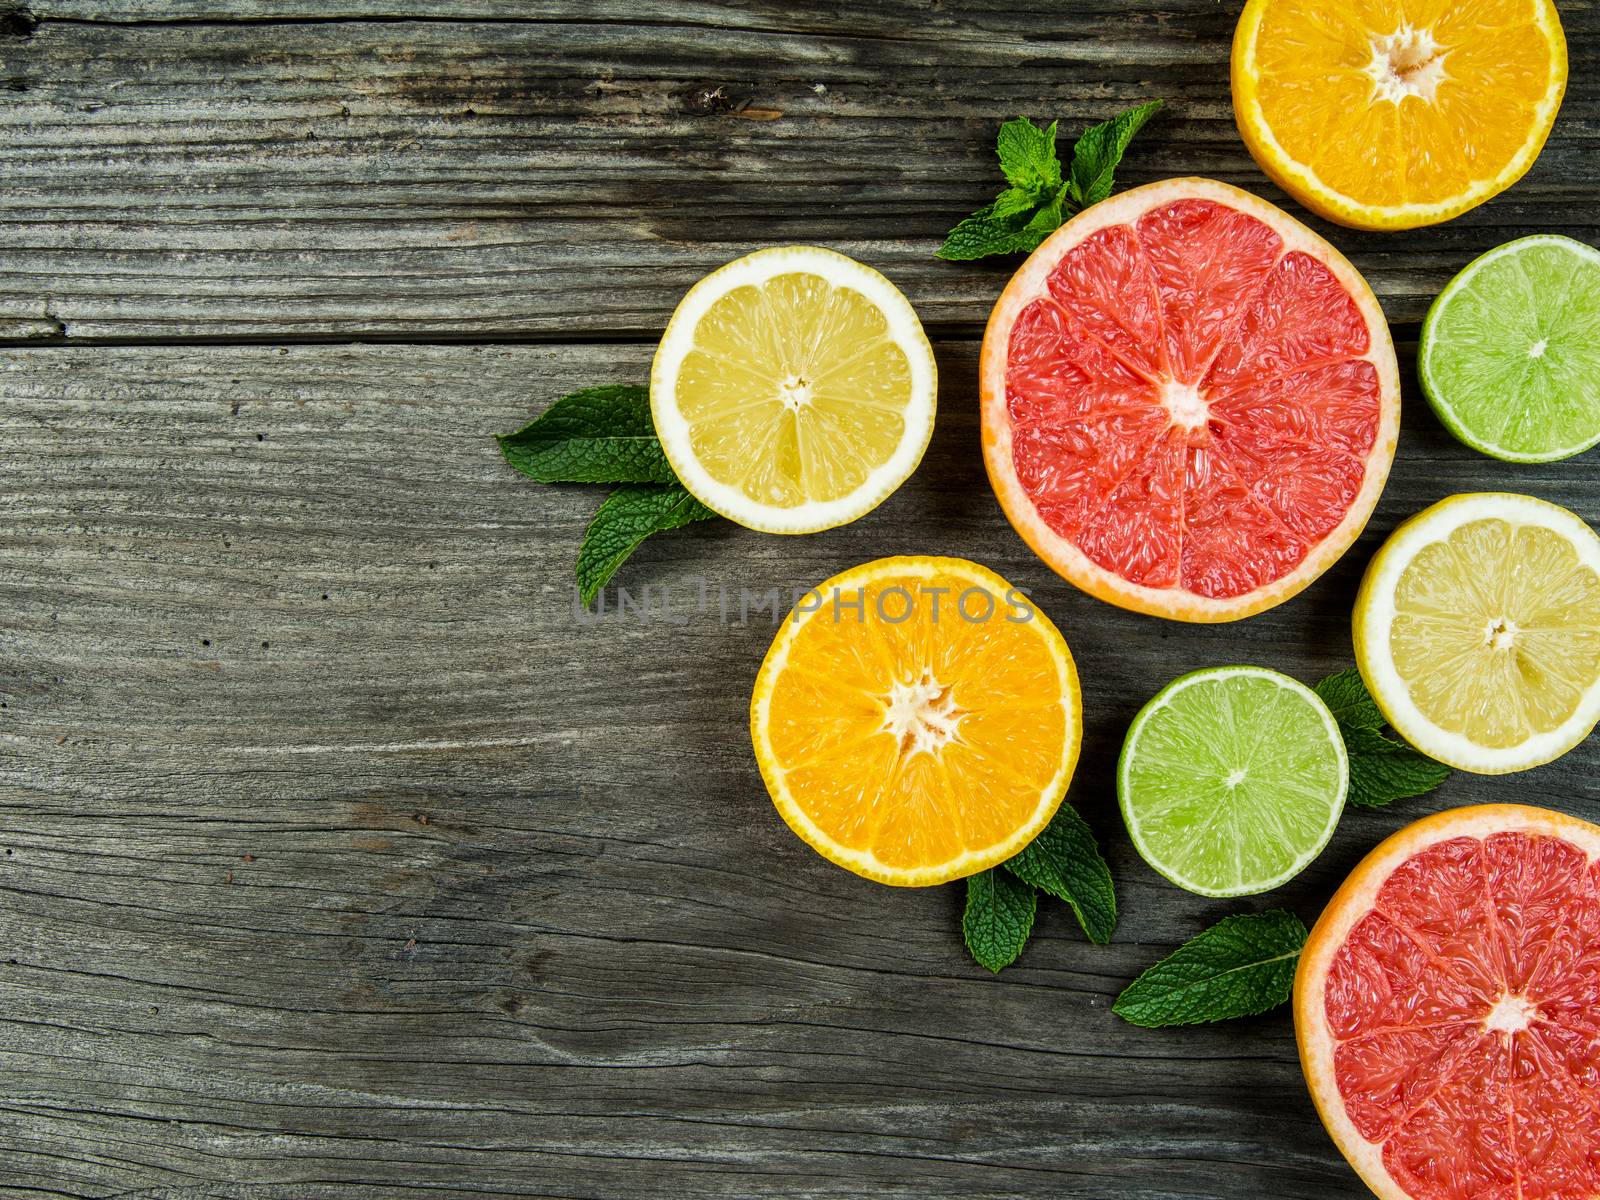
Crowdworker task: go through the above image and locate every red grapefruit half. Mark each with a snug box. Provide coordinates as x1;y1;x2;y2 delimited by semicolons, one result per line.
980;178;1400;622
1296;804;1600;1200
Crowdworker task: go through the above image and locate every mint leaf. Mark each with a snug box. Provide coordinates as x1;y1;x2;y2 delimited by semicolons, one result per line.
1314;668;1451;809
1014;187;1069;253
498;385;675;484
963;869;1037;973
1004;803;1116;944
1313;667;1384;731
576;485;717;606
939;102;1163;262
996;116;1061;195
1343;726;1452;809
1113;910;1307;1028
1067;99;1164;209
988;186;1039;222
937;214;1034;261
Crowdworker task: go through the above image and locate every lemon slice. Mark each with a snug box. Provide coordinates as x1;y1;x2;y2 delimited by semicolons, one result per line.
651;246;936;534
1354;493;1600;774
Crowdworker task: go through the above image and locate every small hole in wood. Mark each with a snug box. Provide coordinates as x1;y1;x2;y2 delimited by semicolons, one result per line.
0;8;38;39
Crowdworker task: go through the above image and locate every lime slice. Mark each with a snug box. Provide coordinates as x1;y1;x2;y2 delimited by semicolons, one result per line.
652;246;936;534
1354;492;1600;774
1117;666;1347;897
1420;235;1600;463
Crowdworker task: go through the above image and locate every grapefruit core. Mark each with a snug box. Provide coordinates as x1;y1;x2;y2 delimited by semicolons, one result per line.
980;178;1400;622
1296;804;1600;1200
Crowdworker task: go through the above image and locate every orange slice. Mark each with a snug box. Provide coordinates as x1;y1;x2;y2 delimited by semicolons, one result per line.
1232;0;1567;230
749;556;1081;886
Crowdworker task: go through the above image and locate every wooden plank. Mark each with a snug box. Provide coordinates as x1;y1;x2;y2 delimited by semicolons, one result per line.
1;6;1596;339
3;342;1597;1196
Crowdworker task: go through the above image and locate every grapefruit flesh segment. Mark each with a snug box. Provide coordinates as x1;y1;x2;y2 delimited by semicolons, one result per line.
1304;809;1600;1200
984;180;1398;620
1135;196;1285;384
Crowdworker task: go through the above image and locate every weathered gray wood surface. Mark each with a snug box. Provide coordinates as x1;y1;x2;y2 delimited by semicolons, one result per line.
2;4;1599;1199
1;1;1597;339
5;341;1599;1198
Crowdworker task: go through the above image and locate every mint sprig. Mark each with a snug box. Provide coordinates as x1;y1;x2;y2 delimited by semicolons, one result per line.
498;386;723;605
961;801;1116;973
1005;803;1116;945
1067;100;1166;209
1113;910;1308;1028
937;101;1163;262
1314;668;1451;808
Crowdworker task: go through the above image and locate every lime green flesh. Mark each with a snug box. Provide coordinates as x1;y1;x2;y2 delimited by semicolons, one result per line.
1421;236;1600;463
1118;667;1347;898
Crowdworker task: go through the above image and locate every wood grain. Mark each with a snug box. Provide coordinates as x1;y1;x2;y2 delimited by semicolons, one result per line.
6;1;1600;1195
4;342;1598;1197
1;3;1596;339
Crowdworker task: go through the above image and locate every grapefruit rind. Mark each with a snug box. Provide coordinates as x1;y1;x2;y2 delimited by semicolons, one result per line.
749;556;1082;887
1231;0;1568;232
652;245;937;535
1354;492;1600;774
980;177;1400;623
1294;803;1600;1200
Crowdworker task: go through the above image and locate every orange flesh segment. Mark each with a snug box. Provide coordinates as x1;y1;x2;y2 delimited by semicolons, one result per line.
1323;831;1600;1199
1006;198;1381;599
762;570;1070;873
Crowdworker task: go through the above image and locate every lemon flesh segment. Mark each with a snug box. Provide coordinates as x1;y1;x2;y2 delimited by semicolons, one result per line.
653;247;936;535
1357;494;1600;773
751;557;1081;886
